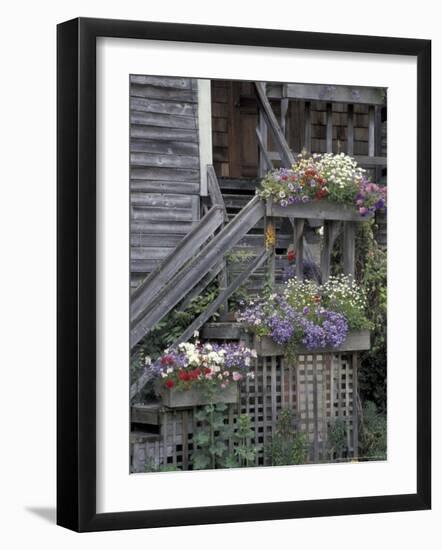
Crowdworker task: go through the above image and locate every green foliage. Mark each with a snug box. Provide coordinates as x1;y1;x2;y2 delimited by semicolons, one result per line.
191;402;232;470
359;401;387;460
268;408;308;466
356;221;387;411
327;418;347;457
229;415;260;468
192;407;260;470
143;458;180;473
229;284;250;312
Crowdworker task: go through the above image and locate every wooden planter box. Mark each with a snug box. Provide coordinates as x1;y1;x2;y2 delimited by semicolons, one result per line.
253;329;371;356
159;383;238;408
266;200;372;222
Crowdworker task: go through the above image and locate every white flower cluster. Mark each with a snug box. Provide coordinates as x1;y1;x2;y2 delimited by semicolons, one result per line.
177;342;227;369
315;153;365;189
320;274;367;311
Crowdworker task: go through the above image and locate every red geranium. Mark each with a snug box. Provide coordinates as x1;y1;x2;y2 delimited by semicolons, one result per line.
178;369;191;382
315;188;328;200
165;379;174;389
161;354;174;366
204;367;212;375
189;368;201;380
287;249;296;263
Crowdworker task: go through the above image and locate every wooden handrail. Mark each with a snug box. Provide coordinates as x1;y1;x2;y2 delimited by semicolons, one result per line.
130;196;265;348
131;206;225;323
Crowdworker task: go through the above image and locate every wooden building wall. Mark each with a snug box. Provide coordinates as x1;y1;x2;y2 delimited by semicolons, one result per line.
130;76;201;288
211;80;387;181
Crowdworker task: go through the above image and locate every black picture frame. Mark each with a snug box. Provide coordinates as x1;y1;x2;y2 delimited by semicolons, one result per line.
57;17;431;532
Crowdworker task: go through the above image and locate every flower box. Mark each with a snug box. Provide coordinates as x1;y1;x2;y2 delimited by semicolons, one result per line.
159;383;239;408
266;200;373;222
253;329;371;357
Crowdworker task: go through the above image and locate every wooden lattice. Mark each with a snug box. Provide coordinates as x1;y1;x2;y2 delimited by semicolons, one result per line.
130;351;358;472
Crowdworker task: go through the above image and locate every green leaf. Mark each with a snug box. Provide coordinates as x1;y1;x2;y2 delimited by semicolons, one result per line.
193;431;210;446
194;409;208;422
192;452;211;470
209;441;227;457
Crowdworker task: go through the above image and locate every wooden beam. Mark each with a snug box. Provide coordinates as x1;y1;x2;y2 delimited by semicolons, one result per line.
278;83;386;105
280;97;289;137
326;103;333;153
343;222;356;278
255;82;296;168
197;79;213;196
267;200;371;222
353;155;387;168
293;219;305;280
258;106;269;177
347;103;354;156
368;105;375;157
255;127;273;173
201;322;244;340
304;101;312;152
320;220;341;282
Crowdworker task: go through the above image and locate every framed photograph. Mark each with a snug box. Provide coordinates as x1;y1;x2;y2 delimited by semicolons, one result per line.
57;17;431;532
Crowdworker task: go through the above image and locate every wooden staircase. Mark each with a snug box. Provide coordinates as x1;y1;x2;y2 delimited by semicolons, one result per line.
130;80;386;403
130;82;303;401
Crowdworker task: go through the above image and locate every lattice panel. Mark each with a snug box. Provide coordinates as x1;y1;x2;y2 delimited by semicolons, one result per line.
130;352;358;472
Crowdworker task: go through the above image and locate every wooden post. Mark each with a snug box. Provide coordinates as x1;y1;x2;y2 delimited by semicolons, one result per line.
312;356;319;462
343;221;356;278
304;101;311;152
347;103;354;156
368;105;375;157
280;97;289;137
218;260;229;320
293;218;305;280
265;214;276;288
374;105;383;183
326;103;333;153
352;352;359;459
258;109;268;177
320;220;341;282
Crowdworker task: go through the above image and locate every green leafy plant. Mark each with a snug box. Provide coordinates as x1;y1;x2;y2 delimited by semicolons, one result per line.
359;401;387;460
227;415;260;468
356;221;387;411
192;402;231;470
327;418;348;458
143;458;180;473
268;408;308;466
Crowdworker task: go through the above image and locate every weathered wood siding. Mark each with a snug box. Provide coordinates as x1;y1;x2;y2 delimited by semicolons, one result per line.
211;81;387;181
130;75;201;286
